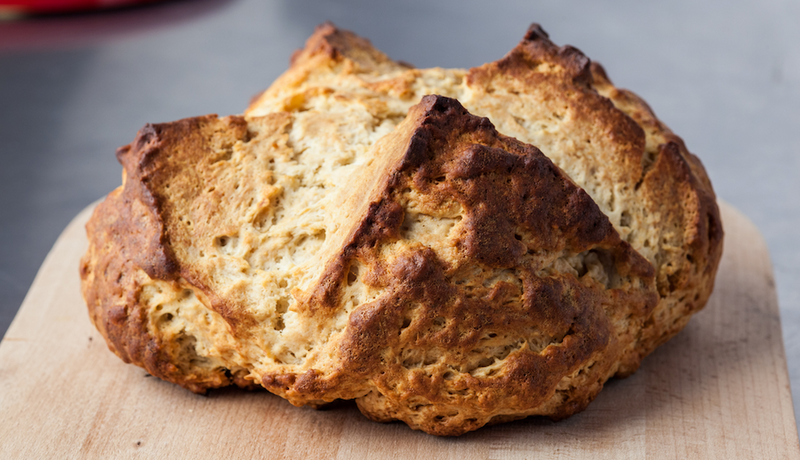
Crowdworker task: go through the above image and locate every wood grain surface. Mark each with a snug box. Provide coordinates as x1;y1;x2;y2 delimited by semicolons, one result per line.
1;201;798;459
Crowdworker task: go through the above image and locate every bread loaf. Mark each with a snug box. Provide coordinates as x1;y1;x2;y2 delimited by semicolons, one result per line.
80;22;723;436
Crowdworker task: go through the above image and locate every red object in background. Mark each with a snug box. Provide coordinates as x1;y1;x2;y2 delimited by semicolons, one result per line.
0;0;164;14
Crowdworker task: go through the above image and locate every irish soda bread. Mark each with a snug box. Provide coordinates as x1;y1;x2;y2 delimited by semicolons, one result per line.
80;23;723;436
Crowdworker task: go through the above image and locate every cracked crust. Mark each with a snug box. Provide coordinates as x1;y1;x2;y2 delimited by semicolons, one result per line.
80;22;722;436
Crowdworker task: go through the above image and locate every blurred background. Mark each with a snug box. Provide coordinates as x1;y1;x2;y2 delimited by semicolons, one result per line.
1;0;798;430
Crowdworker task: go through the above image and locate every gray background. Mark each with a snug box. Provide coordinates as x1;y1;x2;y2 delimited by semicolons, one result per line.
1;0;798;431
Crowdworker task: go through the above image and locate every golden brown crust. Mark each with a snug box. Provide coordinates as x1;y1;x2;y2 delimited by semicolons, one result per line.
463;23;722;374
586;59;723;370
80;116;261;393
80;22;722;435
309;96;657;434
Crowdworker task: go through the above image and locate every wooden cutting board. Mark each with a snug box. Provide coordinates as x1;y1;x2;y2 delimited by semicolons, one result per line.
1;201;798;459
